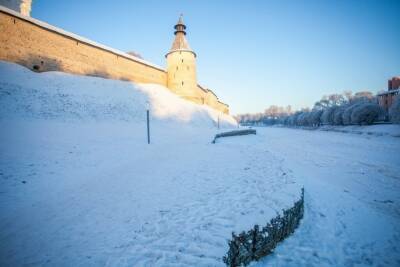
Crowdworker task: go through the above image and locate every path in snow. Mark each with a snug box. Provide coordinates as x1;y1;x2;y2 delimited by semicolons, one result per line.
251;127;400;267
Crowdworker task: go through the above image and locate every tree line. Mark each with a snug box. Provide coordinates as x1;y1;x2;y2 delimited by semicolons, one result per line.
236;91;400;126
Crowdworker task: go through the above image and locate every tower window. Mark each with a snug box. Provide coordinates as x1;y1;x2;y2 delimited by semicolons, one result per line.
181;59;184;63
176;66;178;70
182;81;184;86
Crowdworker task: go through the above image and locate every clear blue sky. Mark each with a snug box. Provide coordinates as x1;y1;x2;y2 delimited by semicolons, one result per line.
31;0;400;114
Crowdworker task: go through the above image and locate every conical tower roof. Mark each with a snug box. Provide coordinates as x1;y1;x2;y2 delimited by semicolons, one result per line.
166;15;196;57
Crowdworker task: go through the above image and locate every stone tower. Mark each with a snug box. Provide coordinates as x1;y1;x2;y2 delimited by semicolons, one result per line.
166;15;200;104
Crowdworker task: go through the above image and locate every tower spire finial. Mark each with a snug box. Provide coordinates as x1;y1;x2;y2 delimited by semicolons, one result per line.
166;14;195;57
174;14;186;35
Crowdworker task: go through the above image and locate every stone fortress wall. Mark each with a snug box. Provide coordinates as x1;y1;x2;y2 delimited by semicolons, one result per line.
0;6;229;114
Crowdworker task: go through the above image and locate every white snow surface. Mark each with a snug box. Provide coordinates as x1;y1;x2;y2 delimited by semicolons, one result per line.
251;126;400;266
0;62;301;266
3;61;398;266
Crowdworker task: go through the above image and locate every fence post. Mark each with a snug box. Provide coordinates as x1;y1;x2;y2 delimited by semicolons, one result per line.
146;102;150;144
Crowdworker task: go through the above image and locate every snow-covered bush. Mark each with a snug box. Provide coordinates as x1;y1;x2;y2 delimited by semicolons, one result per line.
389;96;400;124
350;103;383;125
296;112;308;126
286;112;303;126
342;103;360;125
303;112;313;126
291;115;297;126
286;115;295;126
278;116;288;125
333;107;345;125
321;106;337;125
309;110;323;126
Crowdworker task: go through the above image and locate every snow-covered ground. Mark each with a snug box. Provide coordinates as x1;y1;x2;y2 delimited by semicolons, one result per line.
1;61;399;266
252;126;400;266
0;62;301;266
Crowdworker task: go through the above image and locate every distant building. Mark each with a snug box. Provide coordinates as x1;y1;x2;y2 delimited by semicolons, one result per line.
377;77;400;112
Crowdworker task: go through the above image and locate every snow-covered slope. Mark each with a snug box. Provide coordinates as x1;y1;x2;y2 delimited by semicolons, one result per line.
0;61;301;266
0;61;236;127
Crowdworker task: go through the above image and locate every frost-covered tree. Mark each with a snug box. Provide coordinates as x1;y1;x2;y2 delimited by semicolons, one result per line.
350;103;383;125
389;96;400;124
333;106;346;125
309;110;323;126
321;106;338;125
314;93;346;110
297;112;308;126
236;90;380;127
287;112;302;126
352;91;374;103
343;101;367;125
